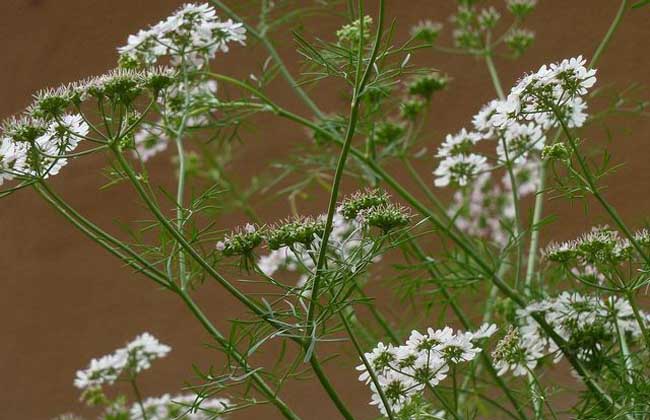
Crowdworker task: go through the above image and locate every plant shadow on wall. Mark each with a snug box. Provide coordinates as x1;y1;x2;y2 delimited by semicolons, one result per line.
2;0;650;419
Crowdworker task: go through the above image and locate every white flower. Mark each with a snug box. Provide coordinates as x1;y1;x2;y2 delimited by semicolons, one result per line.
472;99;502;136
30;114;89;179
125;332;171;373
501;160;541;197
496;121;545;165
74;332;170;391
434;153;489;187
436;128;483;158
550;55;597;96
74;351;128;390
0;136;28;185
369;370;418;416
492;56;596;129
493;327;544;377
356;342;396;383
361;325;487;416
118;3;246;69
439;333;481;363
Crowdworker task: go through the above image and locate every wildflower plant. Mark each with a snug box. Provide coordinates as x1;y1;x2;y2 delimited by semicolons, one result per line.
3;1;650;419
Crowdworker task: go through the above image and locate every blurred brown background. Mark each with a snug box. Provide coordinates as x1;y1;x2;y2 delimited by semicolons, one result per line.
1;0;649;419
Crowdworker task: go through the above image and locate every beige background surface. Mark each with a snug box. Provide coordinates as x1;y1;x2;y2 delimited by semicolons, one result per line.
1;0;649;418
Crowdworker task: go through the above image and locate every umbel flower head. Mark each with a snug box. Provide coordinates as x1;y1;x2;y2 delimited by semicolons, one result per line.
338;189;390;220
492;55;597;129
266;216;327;250
358;324;496;415
495;292;650;377
507;0;538;18
0;114;89;184
356;203;411;233
544;226;634;265
410;20;443;44
74;332;171;399
118;3;246;68
336;15;373;45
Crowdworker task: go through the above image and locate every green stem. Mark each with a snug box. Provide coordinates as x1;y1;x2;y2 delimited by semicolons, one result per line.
501;137;523;289
354;284;401;344
590;0;629;68
340;309;396;420
174;134;188;289
306;0;385;338
523;162;546;292
308;355;356;420
485;51;505;100
34;182;170;288
401;156;449;219
112;146;269;316
130;379;148;420
173;65;192;291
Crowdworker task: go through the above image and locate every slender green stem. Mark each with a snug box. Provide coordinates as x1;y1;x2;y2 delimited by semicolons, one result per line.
173;65;193;291
354;284;401;344
37;177;303;419
34;182;170;288
340;309;396;420
401;156;449;219
130;379;148;420
308;355;356;420
174;133;188;290
501;137;523;289
523;162;546;292
591;0;629;68
485;51;505;101
306;0;385;338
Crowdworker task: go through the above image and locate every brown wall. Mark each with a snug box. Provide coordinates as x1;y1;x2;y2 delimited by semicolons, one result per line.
1;1;649;419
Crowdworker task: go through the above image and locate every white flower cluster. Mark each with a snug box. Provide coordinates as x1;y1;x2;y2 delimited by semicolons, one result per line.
0;114;89;185
435;55;596;189
120;4;239;162
118;3;246;67
130;393;229;420
493;55;596;129
494;292;649;377
544;225;634;266
74;332;171;390
357;324;497;415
